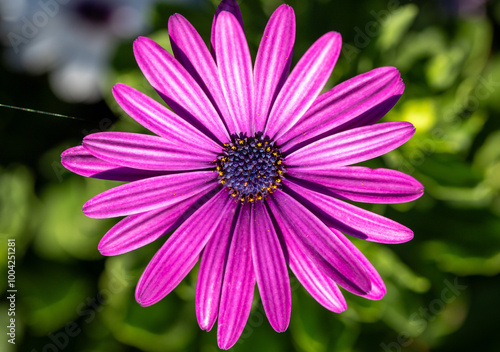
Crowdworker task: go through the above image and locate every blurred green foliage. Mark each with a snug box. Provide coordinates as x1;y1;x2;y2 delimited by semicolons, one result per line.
2;0;500;351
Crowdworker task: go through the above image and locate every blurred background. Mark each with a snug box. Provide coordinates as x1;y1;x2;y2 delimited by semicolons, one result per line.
1;0;500;351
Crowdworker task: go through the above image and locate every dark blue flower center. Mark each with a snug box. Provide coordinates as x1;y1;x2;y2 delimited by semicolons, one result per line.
217;134;285;202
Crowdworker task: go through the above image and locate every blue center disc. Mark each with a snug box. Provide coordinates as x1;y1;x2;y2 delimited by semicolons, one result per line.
216;134;286;202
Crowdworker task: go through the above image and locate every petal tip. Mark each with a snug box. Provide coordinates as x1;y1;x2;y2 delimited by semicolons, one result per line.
325;30;342;44
137;299;150;308
198;318;215;332
276;3;294;13
396;229;414;243
196;307;216;332
363;282;387;300
135;291;153;307
217;336;236;351
133;36;155;54
272;321;289;333
81;133;94;143
380;66;405;94
82;203;92;218
168;13;184;28
82;201;102;219
217;7;237;22
396;80;405;95
112;83;126;95
133;36;146;47
60;158;69;169
327;300;347;313
60;147;74;158
97;239;113;256
81;131;106;145
97;247;112;257
371;289;387;301
134;35;148;43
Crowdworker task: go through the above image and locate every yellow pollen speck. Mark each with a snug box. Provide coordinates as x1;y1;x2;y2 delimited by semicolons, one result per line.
266;147;271;152
219;171;224;176
276;178;281;183
258;195;262;200
244;182;248;186
239;140;244;145
220;179;226;184
277;160;282;165
232;193;237;197
257;142;262;147
273;152;277;156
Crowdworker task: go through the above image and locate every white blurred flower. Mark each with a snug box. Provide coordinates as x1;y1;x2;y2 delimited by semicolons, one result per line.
0;0;201;103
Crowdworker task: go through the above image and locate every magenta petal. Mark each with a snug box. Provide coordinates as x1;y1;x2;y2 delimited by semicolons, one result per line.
168;14;235;134
217;204;255;350
98;191;213;256
284;180;414;243
215;11;254;135
251;202;291;332
287;166;424;204
264;32;342;140
254;4;295;132
333;228;386;300
286;121;415;168
267;190;371;295
83;132;217;171
133;36;229;143
211;0;243;57
61;146;166;181
83;171;218;219
279;67;405;151
112;83;222;152
196;203;236;331
286;226;347;312
135;189;237;306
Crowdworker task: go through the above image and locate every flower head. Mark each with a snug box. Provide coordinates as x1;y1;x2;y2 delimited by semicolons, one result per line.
61;0;424;349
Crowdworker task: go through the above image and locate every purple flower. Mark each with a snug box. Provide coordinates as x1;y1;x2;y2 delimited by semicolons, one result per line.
61;0;423;349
